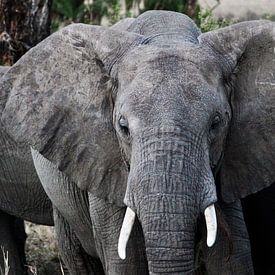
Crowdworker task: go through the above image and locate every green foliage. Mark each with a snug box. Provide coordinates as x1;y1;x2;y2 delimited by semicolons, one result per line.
109;0;121;24
262;13;275;21
197;9;234;32
52;0;109;29
51;0;234;31
52;0;85;30
143;0;187;12
82;1;109;25
53;0;85;21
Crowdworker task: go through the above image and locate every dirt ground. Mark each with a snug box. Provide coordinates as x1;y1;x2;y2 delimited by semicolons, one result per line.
25;223;68;275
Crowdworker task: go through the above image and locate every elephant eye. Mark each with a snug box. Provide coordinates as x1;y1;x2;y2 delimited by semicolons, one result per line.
118;116;130;136
210;115;221;131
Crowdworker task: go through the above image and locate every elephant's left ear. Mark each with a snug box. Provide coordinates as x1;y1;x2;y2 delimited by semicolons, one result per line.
0;24;143;206
200;21;275;203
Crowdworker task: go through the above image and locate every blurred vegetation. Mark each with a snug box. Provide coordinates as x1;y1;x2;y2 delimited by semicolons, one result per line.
51;0;120;29
142;0;199;18
197;8;234;32
262;13;275;21
51;0;234;32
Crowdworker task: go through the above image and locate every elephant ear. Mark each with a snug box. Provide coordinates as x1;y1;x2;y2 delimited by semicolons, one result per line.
200;21;275;203
1;24;143;206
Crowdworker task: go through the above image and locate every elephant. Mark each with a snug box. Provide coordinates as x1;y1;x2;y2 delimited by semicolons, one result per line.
241;183;275;274
0;10;274;274
0;66;53;274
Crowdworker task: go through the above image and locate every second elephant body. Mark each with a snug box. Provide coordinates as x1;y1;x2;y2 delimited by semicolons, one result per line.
0;66;53;274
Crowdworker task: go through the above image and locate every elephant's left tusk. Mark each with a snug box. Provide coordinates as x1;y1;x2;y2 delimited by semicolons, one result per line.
204;204;217;247
118;207;136;260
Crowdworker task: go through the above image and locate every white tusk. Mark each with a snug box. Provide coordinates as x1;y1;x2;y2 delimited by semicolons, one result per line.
118;207;136;260
204;204;217;247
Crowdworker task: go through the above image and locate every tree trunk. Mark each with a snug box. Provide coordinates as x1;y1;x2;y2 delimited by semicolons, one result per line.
0;0;52;65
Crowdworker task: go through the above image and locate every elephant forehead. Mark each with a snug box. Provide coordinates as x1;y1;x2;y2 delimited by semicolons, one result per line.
118;49;223;111
120;44;220;75
119;45;222;96
116;70;225;129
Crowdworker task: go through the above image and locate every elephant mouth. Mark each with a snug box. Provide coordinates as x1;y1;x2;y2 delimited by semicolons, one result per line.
117;204;217;260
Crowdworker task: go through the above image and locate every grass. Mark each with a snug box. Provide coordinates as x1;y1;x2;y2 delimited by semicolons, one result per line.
0;223;67;275
0;247;10;275
25;223;67;275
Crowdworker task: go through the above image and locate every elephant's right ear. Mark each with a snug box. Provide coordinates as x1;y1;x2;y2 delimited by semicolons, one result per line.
200;21;275;203
1;24;143;206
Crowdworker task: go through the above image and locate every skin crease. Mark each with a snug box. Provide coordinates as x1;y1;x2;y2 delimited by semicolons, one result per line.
1;10;274;275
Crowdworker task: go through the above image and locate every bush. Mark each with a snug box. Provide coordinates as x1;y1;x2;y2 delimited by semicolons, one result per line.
51;0;234;31
197;8;234;32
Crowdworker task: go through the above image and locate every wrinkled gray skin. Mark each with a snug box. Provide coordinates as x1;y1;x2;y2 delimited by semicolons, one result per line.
1;11;275;274
0;67;53;274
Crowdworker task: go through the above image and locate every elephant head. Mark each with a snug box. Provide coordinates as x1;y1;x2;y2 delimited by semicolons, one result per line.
1;10;274;274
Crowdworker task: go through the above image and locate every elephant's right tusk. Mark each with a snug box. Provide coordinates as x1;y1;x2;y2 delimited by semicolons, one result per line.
118;207;136;260
204;204;217;247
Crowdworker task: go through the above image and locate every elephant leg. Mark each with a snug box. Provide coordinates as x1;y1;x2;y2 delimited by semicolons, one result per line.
242;182;275;275
13;217;27;266
200;200;254;275
88;194;148;275
54;207;104;275
0;210;27;275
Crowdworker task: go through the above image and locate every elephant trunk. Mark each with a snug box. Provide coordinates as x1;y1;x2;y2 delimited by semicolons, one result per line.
121;127;217;274
139;189;196;274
